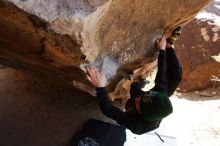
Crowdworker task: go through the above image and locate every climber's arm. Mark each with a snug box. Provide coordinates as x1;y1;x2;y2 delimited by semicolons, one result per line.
151;36;168;93
86;66;126;120
86;66;139;133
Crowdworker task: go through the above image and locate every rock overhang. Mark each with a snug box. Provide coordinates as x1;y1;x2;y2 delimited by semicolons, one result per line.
0;0;214;98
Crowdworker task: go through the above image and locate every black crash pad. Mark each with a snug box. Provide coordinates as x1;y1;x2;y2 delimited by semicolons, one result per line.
71;119;126;146
71;119;177;146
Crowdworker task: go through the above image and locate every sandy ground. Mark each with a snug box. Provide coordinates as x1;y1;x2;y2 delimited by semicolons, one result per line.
160;92;220;146
0;67;219;146
0;67;112;146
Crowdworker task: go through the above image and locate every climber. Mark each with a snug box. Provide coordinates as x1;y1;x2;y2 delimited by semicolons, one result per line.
86;27;182;135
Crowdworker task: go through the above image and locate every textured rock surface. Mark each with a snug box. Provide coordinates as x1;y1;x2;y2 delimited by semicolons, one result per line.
176;1;220;92
0;1;90;87
0;0;212;98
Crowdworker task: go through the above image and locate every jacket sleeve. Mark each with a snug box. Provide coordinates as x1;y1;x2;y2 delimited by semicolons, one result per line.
96;87;125;121
151;50;168;94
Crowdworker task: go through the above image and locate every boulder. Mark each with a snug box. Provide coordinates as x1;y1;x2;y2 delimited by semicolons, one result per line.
176;0;220;92
0;0;212;99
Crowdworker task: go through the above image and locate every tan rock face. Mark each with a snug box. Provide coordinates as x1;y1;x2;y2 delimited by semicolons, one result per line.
0;0;213;98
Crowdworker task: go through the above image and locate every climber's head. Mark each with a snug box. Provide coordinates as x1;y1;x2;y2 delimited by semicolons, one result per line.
135;91;173;121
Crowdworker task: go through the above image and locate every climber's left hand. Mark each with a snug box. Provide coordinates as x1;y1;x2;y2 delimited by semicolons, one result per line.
86;66;106;88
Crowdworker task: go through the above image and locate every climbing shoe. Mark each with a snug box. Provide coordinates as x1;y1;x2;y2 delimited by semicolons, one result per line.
167;26;182;44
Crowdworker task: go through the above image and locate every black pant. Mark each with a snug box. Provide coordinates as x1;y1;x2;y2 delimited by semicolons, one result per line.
130;48;182;99
96;48;182;135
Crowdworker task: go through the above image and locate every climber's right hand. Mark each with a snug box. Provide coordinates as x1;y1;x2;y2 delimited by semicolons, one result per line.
86;66;106;88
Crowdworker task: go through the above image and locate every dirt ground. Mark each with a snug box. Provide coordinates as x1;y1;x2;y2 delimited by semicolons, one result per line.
0;67;219;146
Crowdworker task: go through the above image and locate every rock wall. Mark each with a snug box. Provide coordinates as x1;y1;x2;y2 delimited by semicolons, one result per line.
176;0;220;92
0;1;88;85
0;0;213;98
